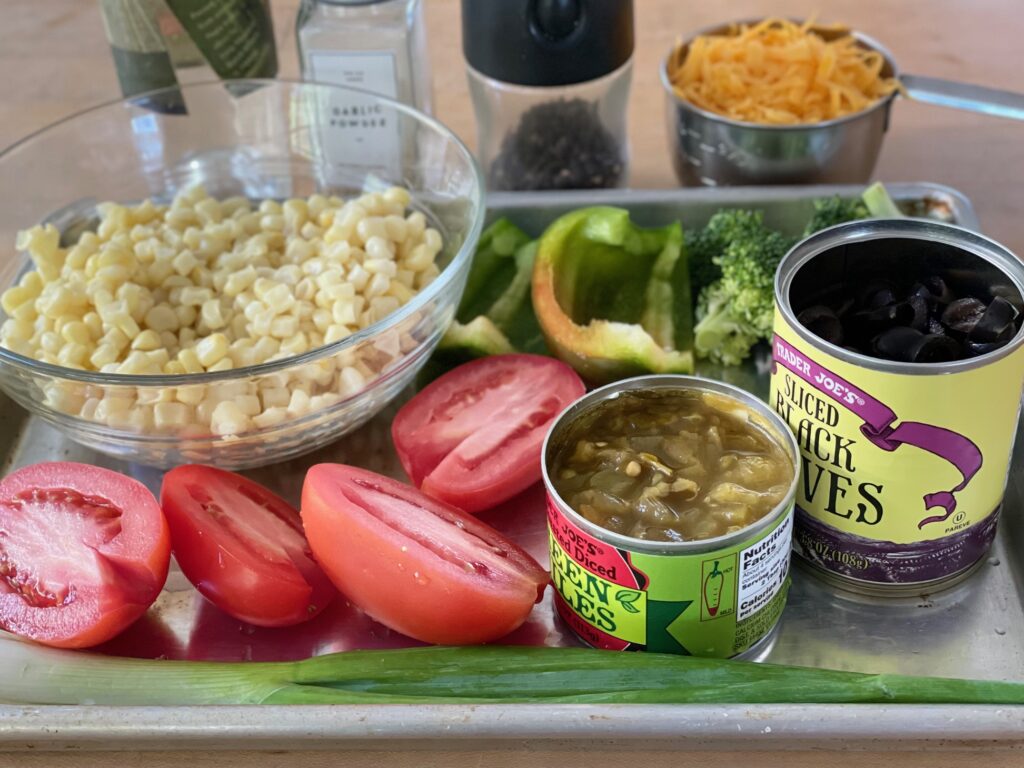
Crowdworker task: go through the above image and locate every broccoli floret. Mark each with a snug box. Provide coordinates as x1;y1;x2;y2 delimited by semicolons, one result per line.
804;182;904;235
694;283;761;366
713;218;793;337
692;213;794;364
684;227;722;303
685;209;766;301
804;196;869;235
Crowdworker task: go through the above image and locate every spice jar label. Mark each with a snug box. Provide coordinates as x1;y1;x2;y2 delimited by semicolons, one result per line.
306;50;401;176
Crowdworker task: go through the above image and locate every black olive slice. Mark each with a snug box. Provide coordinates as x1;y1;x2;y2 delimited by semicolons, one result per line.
964;339;1008;357
848;302;916;345
907;294;929;332
871;327;924;362
857;279;898;310
797;305;844;346
941;297;987;335
911;334;961;363
834;297;855;319
922;276;954;305
990;285;1024;314
970;296;1020;342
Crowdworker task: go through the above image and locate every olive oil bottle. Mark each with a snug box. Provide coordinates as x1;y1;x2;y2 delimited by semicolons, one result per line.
99;0;277;112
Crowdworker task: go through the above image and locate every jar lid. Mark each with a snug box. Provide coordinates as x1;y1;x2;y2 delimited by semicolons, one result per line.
462;0;634;87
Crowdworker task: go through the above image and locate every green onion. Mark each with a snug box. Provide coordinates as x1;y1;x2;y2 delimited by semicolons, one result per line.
3;639;1023;706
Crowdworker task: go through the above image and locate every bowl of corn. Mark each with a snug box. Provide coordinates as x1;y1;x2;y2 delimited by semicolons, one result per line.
0;80;484;468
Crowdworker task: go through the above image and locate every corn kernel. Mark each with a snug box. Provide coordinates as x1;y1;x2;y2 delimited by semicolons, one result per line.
356;217;387;243
1;318;33;343
261;387;290;409
280;332;309;357
263;283;296;314
171;249;199;277
131;329;162;351
201;298;228;330
211;401;251;436
195;332;229;367
270;315;298;339
236;394;262;416
223;266;257;297
339;366;366;395
57;343;89;368
287;389;311;415
89;344;120;369
144;303;179;333
176;304;198;327
250;336;279;363
206;357;233;372
153;402;192;430
177;348;204;374
253;407;288;429
179;286;213;306
324;324;351;345
176;384;206;406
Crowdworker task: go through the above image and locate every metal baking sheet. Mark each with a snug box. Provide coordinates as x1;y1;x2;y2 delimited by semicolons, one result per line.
4;182;1023;753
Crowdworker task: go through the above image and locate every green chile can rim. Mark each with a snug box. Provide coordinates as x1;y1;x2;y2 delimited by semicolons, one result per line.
775;219;1024;375
541;374;800;555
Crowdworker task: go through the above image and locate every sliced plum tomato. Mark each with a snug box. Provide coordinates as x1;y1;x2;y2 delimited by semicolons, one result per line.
391;354;585;513
0;462;170;649
160;466;335;628
301;464;549;645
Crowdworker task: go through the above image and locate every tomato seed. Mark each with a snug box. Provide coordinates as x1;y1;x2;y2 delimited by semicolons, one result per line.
0;552;65;608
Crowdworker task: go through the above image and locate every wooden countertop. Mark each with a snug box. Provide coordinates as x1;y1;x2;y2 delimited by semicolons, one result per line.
1;1;1024;766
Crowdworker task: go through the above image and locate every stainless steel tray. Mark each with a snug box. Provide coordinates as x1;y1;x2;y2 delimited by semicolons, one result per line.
5;182;1024;753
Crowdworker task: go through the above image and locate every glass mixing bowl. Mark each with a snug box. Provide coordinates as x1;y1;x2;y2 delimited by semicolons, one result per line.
0;80;484;468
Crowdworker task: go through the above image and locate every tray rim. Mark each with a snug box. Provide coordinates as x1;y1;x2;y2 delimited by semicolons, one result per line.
1;181;1009;753
485;181;981;232
1;703;1023;752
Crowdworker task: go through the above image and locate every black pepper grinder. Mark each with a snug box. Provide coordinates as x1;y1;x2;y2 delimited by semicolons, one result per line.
462;0;634;191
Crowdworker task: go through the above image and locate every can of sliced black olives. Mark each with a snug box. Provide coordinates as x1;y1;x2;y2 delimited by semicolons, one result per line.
542;375;800;658
772;219;1024;595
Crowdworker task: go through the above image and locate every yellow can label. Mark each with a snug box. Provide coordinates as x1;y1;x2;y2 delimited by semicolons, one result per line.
770;312;1024;584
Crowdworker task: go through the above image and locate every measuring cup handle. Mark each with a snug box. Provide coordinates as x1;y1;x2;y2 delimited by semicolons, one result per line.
901;74;1024;122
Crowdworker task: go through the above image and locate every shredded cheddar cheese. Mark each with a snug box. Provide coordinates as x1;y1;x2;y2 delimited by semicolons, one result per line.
667;18;901;125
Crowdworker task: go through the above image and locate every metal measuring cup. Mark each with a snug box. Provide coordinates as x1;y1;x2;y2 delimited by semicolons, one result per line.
660;21;1024;186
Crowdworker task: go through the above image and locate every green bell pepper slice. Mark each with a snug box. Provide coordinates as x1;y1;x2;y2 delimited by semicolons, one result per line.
531;206;693;384
434;218;546;363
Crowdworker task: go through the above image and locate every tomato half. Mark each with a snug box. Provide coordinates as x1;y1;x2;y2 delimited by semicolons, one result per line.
301;464;549;645
391;354;585;513
161;466;335;627
0;462;170;649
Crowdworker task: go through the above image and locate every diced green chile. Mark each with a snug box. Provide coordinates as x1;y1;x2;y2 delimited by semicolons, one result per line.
550;390;792;542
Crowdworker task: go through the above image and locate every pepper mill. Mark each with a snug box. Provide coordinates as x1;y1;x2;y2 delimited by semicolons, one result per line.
462;0;634;191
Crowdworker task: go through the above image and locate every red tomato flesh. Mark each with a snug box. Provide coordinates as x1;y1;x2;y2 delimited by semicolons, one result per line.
301;464;548;645
392;354;585;513
161;466;335;627
0;462;170;649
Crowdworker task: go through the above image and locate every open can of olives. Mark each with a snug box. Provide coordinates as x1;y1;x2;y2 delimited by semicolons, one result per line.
542;375;800;658
772;219;1024;595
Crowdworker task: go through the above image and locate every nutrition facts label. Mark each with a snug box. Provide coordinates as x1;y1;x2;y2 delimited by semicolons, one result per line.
737;512;793;621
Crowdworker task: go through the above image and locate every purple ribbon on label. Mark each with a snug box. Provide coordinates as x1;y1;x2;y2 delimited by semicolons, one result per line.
773;335;983;529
